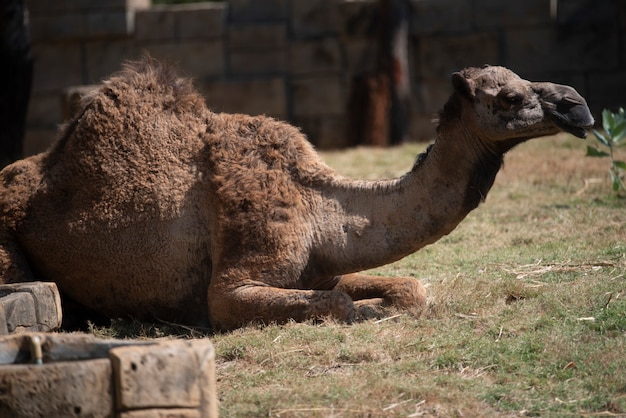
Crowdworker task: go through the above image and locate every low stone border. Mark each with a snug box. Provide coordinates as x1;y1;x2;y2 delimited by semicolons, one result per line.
0;332;218;417
0;281;62;335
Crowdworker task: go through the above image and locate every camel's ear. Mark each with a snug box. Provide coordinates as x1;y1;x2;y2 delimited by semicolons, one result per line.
451;72;475;99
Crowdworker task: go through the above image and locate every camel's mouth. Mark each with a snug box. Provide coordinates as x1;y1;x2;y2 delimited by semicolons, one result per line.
535;83;595;139
553;119;591;139
547;95;595;139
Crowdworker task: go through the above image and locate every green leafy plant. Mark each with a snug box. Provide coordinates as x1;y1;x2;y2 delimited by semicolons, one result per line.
587;108;626;194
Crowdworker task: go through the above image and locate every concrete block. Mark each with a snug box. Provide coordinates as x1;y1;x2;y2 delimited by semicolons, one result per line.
413;77;451;114
201;78;287;119
504;26;619;74
23;128;58;157
86;10;134;38
588;70;626;114
111;342;201;409
119;409;201;418
289;39;343;76
0;333;217;417
27;0;150;14
338;0;377;38
294;116;349;149
472;0;551;29
141;41;224;78
291;0;340;38
228;23;287;50
409;112;437;142
26;92;63;128
417;33;499;79
229;49;287;76
229;0;288;22
410;0;471;35
85;39;137;84
110;339;217;416
29;13;86;42
0;358;114;418
291;76;345;117
344;39;377;76
0;293;36;335
0;282;62;335
176;3;226;40
31;44;83;94
135;8;177;41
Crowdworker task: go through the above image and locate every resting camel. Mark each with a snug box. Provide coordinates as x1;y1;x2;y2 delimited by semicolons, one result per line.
0;59;593;331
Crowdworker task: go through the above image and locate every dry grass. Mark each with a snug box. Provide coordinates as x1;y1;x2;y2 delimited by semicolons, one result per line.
94;134;626;417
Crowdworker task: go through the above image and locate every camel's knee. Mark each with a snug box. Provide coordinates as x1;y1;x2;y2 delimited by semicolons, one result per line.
385;278;427;311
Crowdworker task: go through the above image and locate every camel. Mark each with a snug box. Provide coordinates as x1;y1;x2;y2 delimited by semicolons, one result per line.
0;59;594;331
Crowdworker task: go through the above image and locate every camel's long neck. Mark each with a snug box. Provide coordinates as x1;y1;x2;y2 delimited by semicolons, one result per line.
315;121;504;277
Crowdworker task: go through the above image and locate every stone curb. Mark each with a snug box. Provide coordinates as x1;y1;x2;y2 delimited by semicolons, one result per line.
0;332;218;417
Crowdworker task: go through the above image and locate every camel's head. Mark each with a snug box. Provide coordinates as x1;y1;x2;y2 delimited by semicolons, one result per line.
449;65;594;146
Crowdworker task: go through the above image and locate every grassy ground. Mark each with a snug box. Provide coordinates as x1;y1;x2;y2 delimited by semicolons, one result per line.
94;134;625;417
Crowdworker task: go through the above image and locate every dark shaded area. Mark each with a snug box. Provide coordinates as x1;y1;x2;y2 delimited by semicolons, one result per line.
0;0;32;168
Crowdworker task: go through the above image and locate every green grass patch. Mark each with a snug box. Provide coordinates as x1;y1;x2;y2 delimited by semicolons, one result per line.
87;135;625;416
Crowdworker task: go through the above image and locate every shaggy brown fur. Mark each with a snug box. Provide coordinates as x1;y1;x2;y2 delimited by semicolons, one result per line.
0;59;593;330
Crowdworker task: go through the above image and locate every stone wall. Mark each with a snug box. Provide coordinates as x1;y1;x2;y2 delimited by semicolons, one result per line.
23;0;626;153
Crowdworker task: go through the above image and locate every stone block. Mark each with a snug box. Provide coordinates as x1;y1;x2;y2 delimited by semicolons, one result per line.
229;0;288;22
176;3;226;40
110;339;217;416
86;10;134;38
141;41;224;78
85;39;137;84
472;0;551;29
409;112;437;142
291;0;341;38
0;334;216;417
135;7;177;41
201;78;287;119
294;116;349;149
410;0;471;35
413;77;451;114
504;26;619;74
27;0;150;14
29;13;86;42
23;128;57;157
292;77;345;117
119;409;201;418
0;358;114;417
556;0;616;26
289;39;343;76
31;44;83;94
417;33;499;79
338;0;377;38
588;70;626;114
0;282;62;335
0;293;35;335
26;93;63;128
344;39;377;76
228;23;288;50
229;50;287;76
111;343;201;409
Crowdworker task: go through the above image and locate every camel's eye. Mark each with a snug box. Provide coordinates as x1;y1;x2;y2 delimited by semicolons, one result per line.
500;92;524;106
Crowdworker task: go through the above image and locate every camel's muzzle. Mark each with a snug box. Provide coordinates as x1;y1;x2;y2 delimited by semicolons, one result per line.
533;83;595;138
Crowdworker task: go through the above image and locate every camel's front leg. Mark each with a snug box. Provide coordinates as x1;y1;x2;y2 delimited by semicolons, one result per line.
332;273;427;315
208;283;355;331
